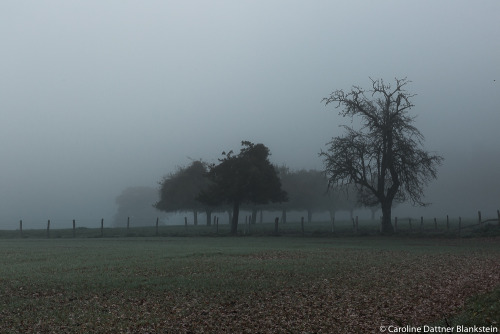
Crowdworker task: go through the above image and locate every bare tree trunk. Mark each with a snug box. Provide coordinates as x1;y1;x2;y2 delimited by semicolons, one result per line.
205;209;212;226
329;209;336;221
231;201;240;235
193;210;198;226
381;201;394;234
251;208;257;224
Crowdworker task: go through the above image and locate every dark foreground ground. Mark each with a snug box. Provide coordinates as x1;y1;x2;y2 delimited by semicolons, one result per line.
0;236;498;333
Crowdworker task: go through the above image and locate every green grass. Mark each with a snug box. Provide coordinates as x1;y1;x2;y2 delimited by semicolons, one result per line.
0;237;498;332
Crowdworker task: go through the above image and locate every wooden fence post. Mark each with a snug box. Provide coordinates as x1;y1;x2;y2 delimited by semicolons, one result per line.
331;216;335;233
47;219;50;238
127;216;130;230
73;219;76;238
458;216;462;237
101;218;104;237
19;220;23;237
274;217;279;235
216;217;219;234
394;217;398;232
184;217;187;230
245;216;248;235
155;217;159;236
301;216;304;236
434;218;437;230
478;211;482;226
446;215;449;231
497;210;500;226
420;216;424;232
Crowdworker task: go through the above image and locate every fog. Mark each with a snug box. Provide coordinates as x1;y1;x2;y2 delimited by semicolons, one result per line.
1;1;499;229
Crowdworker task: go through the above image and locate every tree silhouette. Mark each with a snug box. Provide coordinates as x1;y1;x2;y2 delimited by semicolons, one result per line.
155;160;213;225
321;78;443;234
199;141;287;234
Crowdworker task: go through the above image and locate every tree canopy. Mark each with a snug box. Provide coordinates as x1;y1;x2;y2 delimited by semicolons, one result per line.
155;160;212;225
320;77;443;234
198;141;287;234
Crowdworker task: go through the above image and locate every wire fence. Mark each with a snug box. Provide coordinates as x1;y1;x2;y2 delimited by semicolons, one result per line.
3;210;499;239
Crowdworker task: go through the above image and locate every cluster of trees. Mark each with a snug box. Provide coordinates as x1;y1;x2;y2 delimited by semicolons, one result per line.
152;154;362;233
115;78;443;235
154;141;361;234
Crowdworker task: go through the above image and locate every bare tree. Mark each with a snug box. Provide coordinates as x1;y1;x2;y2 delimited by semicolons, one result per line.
320;78;443;234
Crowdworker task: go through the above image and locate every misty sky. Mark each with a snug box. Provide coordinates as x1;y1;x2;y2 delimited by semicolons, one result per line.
1;1;499;228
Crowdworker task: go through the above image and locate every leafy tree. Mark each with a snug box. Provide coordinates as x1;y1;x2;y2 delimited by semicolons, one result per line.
155;160;213;226
199;141;287;234
113;186;160;227
320;78;443;234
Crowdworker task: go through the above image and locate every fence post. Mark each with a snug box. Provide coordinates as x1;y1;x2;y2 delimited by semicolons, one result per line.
274;217;279;235
101;218;104;237
216;217;219;234
394;217;398;232
73;219;76;238
245;216;248;235
331;216;335;233
47;219;50;238
478;211;482;226
155;217;159;236
434;218;437;230
184;217;187;230
19;220;23;237
420;216;424;232
458;216;462;237
127;216;130;230
446;215;449;231
497;210;500;226
301;216;304;236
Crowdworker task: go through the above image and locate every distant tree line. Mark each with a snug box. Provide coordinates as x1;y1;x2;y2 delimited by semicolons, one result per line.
150;142;362;234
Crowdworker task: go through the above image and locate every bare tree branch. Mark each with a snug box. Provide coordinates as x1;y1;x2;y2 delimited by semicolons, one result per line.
320;77;443;234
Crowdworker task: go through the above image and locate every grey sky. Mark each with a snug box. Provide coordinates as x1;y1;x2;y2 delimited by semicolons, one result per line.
1;1;499;228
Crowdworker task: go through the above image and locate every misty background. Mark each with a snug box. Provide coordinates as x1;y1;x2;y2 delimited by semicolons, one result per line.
1;1;499;229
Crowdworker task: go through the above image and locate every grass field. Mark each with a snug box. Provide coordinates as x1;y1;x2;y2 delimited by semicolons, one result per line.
0;236;499;333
